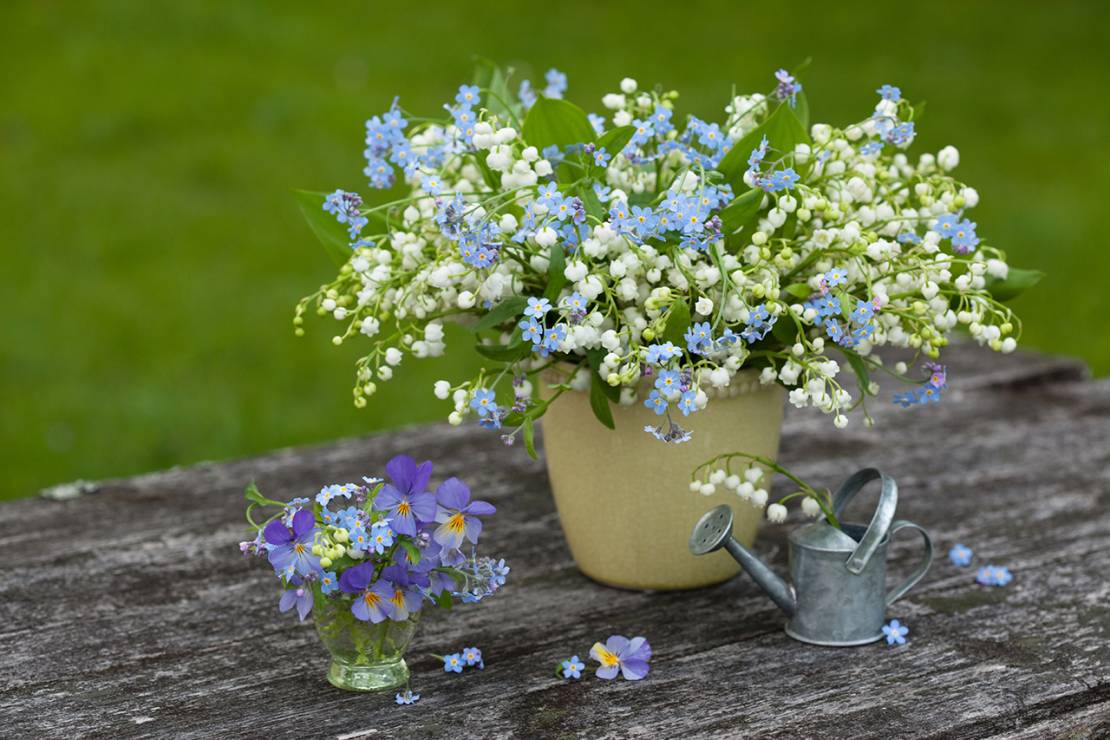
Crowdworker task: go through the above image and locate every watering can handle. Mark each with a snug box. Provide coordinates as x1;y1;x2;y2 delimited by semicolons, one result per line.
885;520;934;607
830;468;898;575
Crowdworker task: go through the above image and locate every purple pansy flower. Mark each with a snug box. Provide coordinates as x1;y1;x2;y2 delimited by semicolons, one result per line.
433;478;496;550
590;635;652;680
375;456;437;536
279;585;313;621
264;509;321;578
381;564;425;621
339;562;396;623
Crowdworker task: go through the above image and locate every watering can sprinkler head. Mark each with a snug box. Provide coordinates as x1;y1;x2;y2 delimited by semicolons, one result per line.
689;505;735;556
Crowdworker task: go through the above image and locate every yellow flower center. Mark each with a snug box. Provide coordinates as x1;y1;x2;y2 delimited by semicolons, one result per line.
447;513;466;533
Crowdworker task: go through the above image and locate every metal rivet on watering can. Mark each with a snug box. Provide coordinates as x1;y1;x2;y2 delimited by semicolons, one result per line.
690;468;934;647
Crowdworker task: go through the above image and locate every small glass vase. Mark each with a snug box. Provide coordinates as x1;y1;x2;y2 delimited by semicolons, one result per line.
313;593;418;692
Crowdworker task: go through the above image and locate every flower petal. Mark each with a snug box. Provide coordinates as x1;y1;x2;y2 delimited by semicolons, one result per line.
436;477;471;510
263;519;293;547
596;664;619;680
385;455;419;492
409;491;438;522
621;659;650;681
466;499;496;516
291;509;316;539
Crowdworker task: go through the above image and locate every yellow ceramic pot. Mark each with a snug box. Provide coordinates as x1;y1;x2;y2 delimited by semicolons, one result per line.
541;370;786;590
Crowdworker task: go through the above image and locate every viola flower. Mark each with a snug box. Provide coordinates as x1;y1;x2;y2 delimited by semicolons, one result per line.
374;456;436;536
882;619;909;645
433;477;496;550
395;689;420;705
278;585;314;622
561;655;585;679
590;635;652;680
339;562;396;623
949;544;973;567
264;509;321;579
443;653;464;673
381;565;425;621
462;646;484;669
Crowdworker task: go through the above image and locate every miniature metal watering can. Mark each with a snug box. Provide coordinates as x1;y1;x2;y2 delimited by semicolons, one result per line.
689;468;933;646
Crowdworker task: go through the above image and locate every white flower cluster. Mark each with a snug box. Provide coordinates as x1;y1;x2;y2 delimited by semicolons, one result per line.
299;68;1027;443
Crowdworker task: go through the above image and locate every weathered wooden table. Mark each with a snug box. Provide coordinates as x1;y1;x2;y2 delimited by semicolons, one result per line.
2;344;1108;738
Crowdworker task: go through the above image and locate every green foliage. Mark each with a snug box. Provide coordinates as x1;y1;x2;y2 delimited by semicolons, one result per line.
661;299;692;345
521;96;596;150
294;189;354;267
716;101;810;189
544;244;567;301
473;296;528;332
988;268;1044;303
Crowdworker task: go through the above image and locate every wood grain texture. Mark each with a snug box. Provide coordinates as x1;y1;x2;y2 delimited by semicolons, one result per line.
1;343;1106;739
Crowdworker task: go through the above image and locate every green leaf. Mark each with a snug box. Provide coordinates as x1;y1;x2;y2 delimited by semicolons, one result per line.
719;188;764;236
842;349;876;396
587;349;619;402
471;57;518;121
661;300;692;345
987;268;1043;303
716;102;811;189
793;91;810;131
474;153;501;189
771;315;797;345
544;244;567;302
474;340;532;363
473;296;527;333
435;589;454;610
398;539;422;565
522;418;537;458
294;189;355;267
782;283;813;299
521;96;596;151
244;481;267;506
595;125;635;157
588;370;615;429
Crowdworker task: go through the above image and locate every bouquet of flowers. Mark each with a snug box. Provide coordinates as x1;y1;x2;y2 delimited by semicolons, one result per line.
294;63;1038;454
239;454;507;690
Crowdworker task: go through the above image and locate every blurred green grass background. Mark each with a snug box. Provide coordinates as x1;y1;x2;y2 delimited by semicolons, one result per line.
2;1;1107;500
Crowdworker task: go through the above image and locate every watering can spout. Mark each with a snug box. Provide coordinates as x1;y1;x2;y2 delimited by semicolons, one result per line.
689;505;796;617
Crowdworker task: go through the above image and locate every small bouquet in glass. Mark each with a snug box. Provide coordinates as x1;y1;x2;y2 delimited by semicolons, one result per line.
239;454;508;692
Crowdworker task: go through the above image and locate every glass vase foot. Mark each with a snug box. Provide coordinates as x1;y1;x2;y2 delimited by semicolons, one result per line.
326;658;409;692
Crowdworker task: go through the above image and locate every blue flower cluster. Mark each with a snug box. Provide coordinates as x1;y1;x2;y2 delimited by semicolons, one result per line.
519;68;568;109
746;135;800;193
433;193;506;269
773;68;803;107
608;183;730;251
934;212;980;254
808;292;874;352
893;362;948;407
323;190;368;239
443;646;485;672
518;292;589;360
